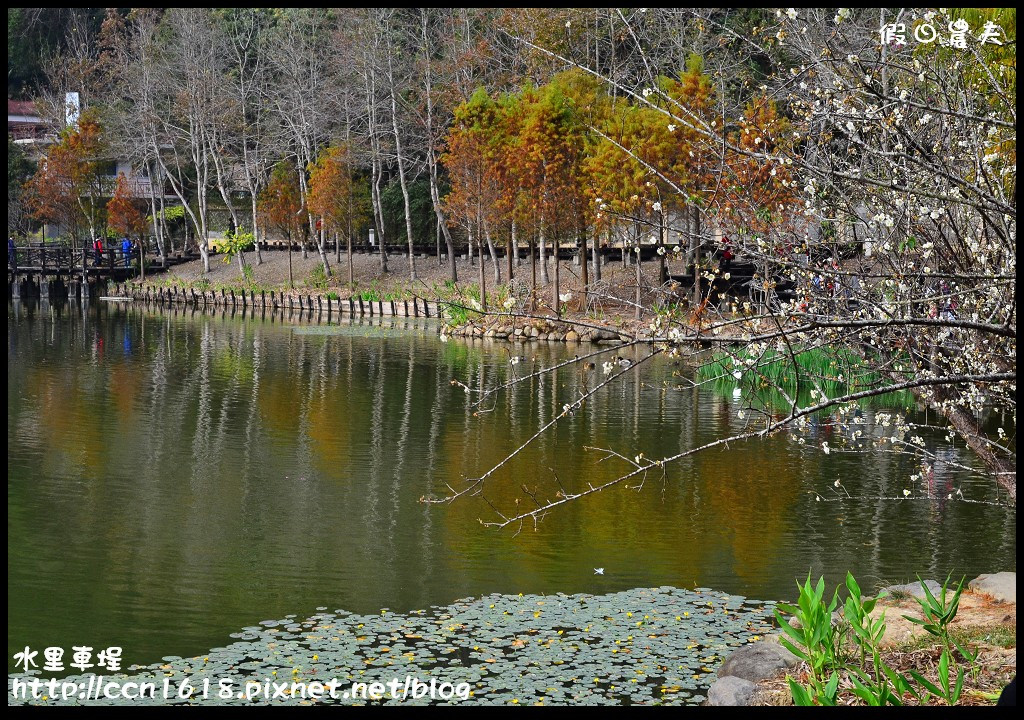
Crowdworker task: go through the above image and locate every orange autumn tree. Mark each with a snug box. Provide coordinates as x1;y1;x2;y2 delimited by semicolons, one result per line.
442;88;509;311
660;57;718;299
307;144;357;285
106;173;147;240
258;161;305;289
725;95;798;241
507;83;588;315
26;113;106;252
307;144;367;289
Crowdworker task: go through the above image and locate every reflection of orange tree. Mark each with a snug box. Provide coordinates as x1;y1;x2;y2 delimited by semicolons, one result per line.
307;392;352;478
436;412;804;587
258;382;302;440
699;446;801;585
108;362;142;422
28;366;107;476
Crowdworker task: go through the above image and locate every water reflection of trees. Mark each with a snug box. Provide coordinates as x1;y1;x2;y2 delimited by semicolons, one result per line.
7;303;1017;665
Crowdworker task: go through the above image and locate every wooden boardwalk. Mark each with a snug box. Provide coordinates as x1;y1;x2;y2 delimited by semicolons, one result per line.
8;243;191;301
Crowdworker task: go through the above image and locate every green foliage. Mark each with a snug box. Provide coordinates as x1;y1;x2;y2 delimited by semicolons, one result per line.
777;573;987;706
842;574;912;706
8;133;34;198
380;178;435;246
354;280;381;302
214;228;255;257
775;574;842;705
902;574;977;702
697;346;916;408
7;8;110;94
308;262;328;290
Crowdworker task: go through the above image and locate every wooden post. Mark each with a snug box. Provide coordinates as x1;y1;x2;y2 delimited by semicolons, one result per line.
139;242;145;281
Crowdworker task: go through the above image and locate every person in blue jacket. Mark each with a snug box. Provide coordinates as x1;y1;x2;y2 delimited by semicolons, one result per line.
121;237;132;267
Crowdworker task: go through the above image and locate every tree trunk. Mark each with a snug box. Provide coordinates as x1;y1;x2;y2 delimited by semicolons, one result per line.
318;220;332;277
146;160;165;262
539;223;549;283
932;387;1016;499
691;205;702;308
470;224;486;311
634;222;641;320
658;210;667;285
388;50;417;281
552;235;561;317
421;10;455;280
484;221;500;285
530;235;537;312
251;197;263;265
347;224;354;290
507;223;514;282
371;156;388;273
580;226;589;304
287;233;294;289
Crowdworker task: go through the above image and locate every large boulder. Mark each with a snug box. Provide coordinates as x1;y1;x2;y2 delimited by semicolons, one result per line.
717;642;799;683
707;675;757;706
969;572;1016;603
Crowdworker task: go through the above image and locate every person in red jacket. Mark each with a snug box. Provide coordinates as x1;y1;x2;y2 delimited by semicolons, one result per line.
720;236;734;273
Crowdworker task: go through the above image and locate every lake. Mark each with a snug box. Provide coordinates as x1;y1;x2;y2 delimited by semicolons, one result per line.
7;299;1015;677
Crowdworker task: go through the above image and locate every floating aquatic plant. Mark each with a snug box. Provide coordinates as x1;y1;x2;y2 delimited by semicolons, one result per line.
9;587;775;706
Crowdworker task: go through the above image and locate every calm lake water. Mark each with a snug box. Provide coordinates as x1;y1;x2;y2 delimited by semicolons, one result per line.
7;300;1015;672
